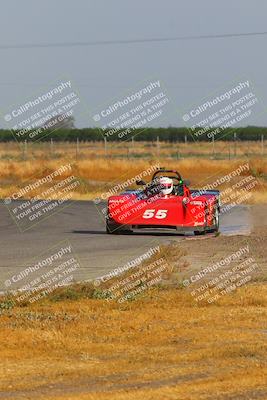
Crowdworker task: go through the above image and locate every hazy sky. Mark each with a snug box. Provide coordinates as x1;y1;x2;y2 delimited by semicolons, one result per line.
0;0;267;127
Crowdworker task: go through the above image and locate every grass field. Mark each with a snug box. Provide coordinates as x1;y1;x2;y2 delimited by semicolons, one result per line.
1;284;266;400
0;141;266;203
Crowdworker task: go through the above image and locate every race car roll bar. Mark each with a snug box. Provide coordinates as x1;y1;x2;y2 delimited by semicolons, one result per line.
152;168;182;182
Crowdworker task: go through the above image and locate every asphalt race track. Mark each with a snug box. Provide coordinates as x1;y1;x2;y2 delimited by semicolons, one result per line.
0;200;251;292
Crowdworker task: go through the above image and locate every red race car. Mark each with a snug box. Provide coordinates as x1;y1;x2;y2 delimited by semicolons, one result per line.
106;168;220;235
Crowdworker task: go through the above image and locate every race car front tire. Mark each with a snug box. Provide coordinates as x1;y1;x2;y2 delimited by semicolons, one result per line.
106;220;132;234
194;230;206;236
106;220;119;234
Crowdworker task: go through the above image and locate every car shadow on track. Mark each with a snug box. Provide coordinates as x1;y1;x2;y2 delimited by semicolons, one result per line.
72;230;188;237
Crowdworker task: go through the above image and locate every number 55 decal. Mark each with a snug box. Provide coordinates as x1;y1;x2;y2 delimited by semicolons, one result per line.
142;209;168;219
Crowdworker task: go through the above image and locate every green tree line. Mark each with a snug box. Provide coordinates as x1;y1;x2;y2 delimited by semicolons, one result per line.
0;126;266;142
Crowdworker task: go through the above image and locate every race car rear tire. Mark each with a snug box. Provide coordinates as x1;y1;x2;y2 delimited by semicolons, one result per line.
206;207;219;233
194;203;207;235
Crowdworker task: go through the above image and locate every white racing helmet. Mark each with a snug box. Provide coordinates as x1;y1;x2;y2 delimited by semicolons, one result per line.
159;176;173;195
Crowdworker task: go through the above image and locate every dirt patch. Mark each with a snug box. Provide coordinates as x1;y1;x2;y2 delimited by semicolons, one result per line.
179;204;267;283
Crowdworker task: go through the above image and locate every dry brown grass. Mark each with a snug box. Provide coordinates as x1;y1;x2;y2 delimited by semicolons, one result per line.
0;142;266;203
0;284;266;399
